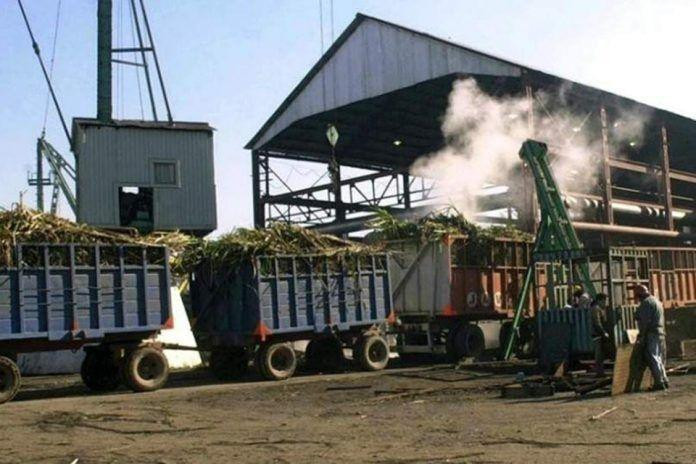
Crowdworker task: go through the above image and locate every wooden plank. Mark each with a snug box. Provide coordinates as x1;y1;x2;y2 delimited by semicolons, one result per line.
611;343;653;396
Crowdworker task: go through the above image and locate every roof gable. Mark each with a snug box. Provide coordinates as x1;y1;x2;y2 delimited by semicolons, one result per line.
246;14;522;150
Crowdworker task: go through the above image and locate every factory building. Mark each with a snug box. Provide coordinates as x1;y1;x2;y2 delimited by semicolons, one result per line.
247;14;696;243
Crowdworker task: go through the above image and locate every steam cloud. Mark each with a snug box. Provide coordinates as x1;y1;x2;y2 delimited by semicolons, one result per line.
411;78;649;221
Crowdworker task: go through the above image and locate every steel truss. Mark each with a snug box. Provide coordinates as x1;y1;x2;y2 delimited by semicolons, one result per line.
252;150;435;228
252;94;696;235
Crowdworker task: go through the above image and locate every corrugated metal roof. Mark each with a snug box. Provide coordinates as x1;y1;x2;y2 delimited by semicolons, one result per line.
247;13;696;152
73;118;214;132
246;14;524;150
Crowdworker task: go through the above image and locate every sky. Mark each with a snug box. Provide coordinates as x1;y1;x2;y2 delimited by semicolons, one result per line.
2;0;695;232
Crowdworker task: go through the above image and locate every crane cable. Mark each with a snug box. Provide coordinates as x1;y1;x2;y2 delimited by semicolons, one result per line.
128;0;145;119
41;0;62;134
17;0;72;147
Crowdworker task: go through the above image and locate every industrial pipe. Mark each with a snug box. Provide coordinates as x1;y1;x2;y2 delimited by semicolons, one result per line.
572;221;683;238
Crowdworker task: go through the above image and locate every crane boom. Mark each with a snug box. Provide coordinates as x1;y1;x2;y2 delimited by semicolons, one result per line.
503;139;595;360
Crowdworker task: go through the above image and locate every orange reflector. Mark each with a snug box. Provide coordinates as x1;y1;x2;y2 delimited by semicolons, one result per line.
163;316;174;329
254;322;272;342
441;304;458;317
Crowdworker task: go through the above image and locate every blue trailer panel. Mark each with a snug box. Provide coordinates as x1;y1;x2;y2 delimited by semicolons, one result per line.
0;244;172;351
191;253;392;347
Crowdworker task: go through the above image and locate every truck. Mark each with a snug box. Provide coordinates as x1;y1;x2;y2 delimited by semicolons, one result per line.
389;139;696;363
388;235;536;359
189;252;393;381
0;243;173;404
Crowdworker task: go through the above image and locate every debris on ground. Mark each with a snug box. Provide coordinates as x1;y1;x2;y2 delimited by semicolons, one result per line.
589;406;619;421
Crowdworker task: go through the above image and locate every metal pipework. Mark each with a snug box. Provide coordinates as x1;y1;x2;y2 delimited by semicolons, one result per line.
572;221;688;238
567;196;688;219
97;0;112;122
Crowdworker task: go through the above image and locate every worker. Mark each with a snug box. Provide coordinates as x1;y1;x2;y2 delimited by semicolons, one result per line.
572;286;591;310
590;293;610;377
634;285;669;391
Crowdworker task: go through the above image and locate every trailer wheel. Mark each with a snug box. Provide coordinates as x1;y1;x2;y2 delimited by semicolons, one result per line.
498;322;515;359
124;347;169;392
256;343;297;381
0;356;20;404
355;335;389;372
305;338;344;372
446;324;485;362
81;349;121;392
517;320;538;359
209;347;248;381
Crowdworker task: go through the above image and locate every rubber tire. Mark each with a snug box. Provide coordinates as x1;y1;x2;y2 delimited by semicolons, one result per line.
517;319;538;359
123;347;170;392
0;356;20;404
446;324;486;362
256;343;297;381
498;322;515;359
305;338;344;373
355;335;390;372
209;347;248;381
81;349;121;392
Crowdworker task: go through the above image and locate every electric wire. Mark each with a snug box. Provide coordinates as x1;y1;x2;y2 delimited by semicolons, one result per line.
318;0;324;55
330;0;334;42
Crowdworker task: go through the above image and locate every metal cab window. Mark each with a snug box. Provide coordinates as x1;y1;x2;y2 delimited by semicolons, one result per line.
152;160;179;187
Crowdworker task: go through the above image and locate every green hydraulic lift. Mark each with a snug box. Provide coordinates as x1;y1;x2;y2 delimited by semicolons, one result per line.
503;139;596;360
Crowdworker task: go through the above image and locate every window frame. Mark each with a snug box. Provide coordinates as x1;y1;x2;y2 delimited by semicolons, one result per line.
151;159;181;188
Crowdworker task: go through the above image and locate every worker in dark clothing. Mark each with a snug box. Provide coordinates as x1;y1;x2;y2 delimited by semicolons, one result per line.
572;286;591;310
590;293;610;377
634;285;669;391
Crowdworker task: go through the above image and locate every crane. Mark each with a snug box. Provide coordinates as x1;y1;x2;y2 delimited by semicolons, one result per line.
18;0;171;215
502;139;596;360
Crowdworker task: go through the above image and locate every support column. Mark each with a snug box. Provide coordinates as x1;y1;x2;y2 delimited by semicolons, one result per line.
661;126;674;231
97;0;112;122
251;150;265;228
521;82;538;233
36;138;44;212
328;156;345;222
402;173;411;210
600;107;614;224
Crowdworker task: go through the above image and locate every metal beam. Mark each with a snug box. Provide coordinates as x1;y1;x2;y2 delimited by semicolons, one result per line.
127;0;157;120
267;169;399;203
138;0;172;123
661;126;674;230
97;0;112;122
252;150;264;227
609;157;696;184
600;106;614;224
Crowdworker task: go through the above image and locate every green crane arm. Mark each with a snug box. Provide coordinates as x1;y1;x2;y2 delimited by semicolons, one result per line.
503;139;595;360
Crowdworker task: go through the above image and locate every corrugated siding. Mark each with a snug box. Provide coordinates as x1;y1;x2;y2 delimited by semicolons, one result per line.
76;125;216;232
253;17;521;149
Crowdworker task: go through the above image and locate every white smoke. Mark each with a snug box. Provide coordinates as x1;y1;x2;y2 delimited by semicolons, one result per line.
411;78;649;220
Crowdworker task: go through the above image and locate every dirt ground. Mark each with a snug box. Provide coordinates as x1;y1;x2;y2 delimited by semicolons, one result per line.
2;358;696;464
